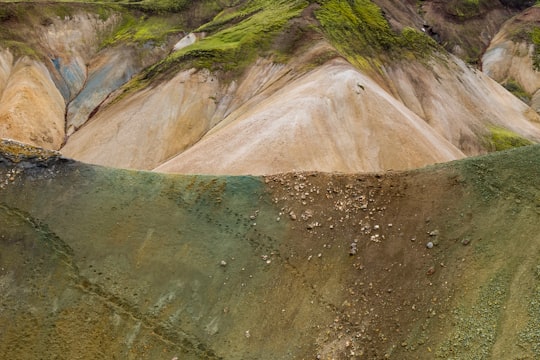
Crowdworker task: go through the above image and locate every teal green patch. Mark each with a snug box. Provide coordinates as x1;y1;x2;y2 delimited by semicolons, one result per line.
0;160;290;358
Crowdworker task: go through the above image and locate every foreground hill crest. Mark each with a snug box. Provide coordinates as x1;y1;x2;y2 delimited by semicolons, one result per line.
2;136;540;358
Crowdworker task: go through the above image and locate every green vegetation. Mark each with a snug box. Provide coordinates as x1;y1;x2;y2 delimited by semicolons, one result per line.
130;0;307;87
485;126;534;152
0;0;445;93
102;13;182;46
531;27;540;70
0;0;186;13
444;0;482;19
503;78;531;103
0;40;39;59
314;0;440;70
130;0;190;13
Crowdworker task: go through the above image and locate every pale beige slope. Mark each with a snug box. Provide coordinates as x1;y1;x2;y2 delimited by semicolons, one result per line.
481;7;540;112
0;51;65;149
61;58;301;170
61;69;225;169
155;60;465;175
387;54;540;155
0;11;121;150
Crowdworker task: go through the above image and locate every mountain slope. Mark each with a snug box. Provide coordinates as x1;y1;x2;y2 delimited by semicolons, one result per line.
153;59;466;174
1;0;539;174
2;139;540;359
482;6;540;112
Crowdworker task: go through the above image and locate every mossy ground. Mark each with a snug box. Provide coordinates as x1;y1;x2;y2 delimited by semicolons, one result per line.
484;126;534;152
135;0;307;86
503;78;531;104
532;26;540;70
315;0;441;71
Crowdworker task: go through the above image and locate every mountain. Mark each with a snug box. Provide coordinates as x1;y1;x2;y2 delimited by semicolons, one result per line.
2;1;540;359
0;0;539;174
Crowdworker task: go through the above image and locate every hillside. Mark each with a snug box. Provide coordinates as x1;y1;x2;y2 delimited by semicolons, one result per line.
0;0;538;173
1;2;540;358
2;139;540;359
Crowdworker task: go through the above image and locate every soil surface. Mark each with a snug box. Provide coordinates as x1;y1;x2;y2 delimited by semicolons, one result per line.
1;139;540;359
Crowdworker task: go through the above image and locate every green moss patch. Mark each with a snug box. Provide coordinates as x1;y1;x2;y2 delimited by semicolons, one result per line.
531;26;540;71
436;269;512;359
503;78;531;104
444;0;482;19
314;0;441;70
127;0;307;89
102;13;182;46
485;126;534;152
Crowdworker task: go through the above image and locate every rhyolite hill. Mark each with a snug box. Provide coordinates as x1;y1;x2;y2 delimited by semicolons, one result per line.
0;0;540;173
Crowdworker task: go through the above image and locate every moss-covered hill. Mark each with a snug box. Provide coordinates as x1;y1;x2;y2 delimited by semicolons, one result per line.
2;138;540;359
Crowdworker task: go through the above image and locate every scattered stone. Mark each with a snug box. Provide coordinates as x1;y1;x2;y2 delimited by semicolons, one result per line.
429;230;439;237
461;237;471;246
426;242;434;249
244;330;251;339
349;243;358;255
301;209;314;220
426;266;436;275
220;260;227;267
289;211;297;220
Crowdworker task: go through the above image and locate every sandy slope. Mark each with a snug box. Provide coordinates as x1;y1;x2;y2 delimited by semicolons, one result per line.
61;68;225;169
61;47;540;175
482;6;540;112
387;54;540;155
155;60;465;175
0;51;65;149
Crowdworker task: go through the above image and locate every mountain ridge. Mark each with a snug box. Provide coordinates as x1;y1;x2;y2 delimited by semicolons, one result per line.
1;0;539;174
